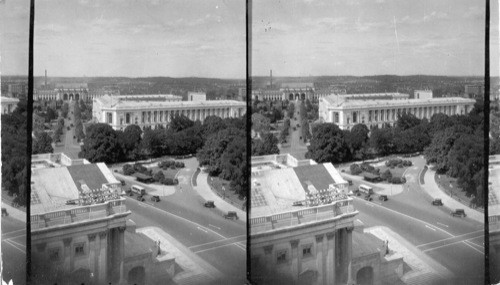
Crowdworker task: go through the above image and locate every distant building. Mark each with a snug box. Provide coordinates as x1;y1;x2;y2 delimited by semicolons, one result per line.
34;82;119;102
93;94;246;130
30;153;174;285
319;93;475;130
188;91;207;101
464;84;484;99
414;90;433;100
489;154;500;284
1;96;20;114
249;154;404;285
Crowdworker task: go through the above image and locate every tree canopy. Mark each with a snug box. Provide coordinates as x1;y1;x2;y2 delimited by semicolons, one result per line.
306;123;350;164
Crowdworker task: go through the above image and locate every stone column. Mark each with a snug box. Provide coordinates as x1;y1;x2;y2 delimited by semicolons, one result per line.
326;231;335;284
62;238;72;272
315;234;325;285
98;231;108;284
290;239;300;283
118;226;126;284
346;226;354;283
88;234;97;279
263;245;273;275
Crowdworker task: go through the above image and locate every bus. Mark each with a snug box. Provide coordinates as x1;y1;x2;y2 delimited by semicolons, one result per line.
358;184;374;196
131;185;146;196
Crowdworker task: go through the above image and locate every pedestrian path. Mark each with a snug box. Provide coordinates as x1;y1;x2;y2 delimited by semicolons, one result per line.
1;202;26;223
365;226;454;285
137;226;223;285
422;167;484;224
194;171;246;220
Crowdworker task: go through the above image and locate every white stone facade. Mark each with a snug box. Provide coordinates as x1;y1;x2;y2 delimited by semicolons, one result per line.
93;94;246;130
319;94;475;130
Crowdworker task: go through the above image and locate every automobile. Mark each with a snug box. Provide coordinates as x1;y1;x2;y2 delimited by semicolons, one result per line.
297;124;300;127
120;179;126;186
151;195;160;202
431;198;443;206
347;179;353;186
67;126;70;130
70;123;74;127
347;191;354;196
379;195;388;201
137;195;145;202
292;201;303;206
65;200;76;205
224;211;239;220
204;200;216;208
293;127;297;131
364;195;373;201
1;208;8;216
451;209;466;218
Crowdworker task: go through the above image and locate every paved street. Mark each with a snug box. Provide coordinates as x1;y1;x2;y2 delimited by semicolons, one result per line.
279;100;307;159
114;157;246;284
348;156;484;284
1;214;26;285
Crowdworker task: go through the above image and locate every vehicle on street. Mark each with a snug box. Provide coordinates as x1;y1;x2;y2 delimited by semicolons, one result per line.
364;195;373;201
379;195;388;201
131;185;146;196
1;208;8;216
431;198;443;206
347;179;353;186
204;200;216;208
137;195;145;202
151;195;160;202
358;184;374;196
224;211;239;220
451;209;466;218
65;200;77;205
120;179;126;186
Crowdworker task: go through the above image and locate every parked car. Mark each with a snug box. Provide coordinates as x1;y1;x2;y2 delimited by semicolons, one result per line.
204;200;215;208
364;195;373;201
379;195;388;201
347;179;353;186
151;195;160;202
120;179;126;186
431;198;443;206
137;195;145;202
224;211;239;220
2;208;8;216
451;209;466;218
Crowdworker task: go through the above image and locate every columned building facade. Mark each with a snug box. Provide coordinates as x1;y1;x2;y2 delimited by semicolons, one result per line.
319;95;475;130
93;94;246;130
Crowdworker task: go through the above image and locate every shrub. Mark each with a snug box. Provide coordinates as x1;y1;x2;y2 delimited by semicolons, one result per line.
350;164;362;175
123;164;135;175
153;171;165;182
381;169;392;181
163;178;174;185
391;177;406;184
175;161;185;168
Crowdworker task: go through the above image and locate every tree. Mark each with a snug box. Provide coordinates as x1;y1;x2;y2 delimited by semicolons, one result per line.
169;114;194;132
369;127;396;156
32;132;54;154
287;102;295;117
381;169;393;181
203;116;225;138
153;170;165;183
252;133;279;156
61;103;69;118
119;125;143;160
252;113;271;134
396;113;421;131
45;107;58;122
75;120;85;140
79;124;123;163
344;124;369;154
306;123;350;164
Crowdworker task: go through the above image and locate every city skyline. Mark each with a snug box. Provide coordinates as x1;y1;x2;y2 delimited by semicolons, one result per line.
33;0;245;79
252;0;488;77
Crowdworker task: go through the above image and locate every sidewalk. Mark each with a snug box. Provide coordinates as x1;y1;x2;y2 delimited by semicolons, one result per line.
365;226;454;285
422;167;484;224
1;202;26;223
137;226;223;285
194;171;246;220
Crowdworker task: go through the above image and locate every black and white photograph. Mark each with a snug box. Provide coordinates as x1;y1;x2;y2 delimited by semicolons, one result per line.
28;0;247;284
249;0;487;284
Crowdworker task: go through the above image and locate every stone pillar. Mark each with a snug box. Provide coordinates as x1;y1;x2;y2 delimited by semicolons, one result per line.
98;231;108;284
62;238;71;272
290;239;300;283
118;226;126;284
263;245;273;274
315;234;325;285
346;227;354;284
326;232;335;285
88;234;97;279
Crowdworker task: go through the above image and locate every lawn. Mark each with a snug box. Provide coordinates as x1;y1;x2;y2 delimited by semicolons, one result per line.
149;166;179;180
435;173;482;210
207;176;246;211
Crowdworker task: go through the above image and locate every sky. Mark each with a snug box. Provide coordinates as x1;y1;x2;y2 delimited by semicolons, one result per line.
32;0;245;78
252;0;491;77
0;0;31;76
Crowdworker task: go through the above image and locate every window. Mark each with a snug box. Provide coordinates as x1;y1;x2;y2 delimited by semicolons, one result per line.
302;244;313;258
74;242;85;256
353;112;357;123
142;112;146;123
276;249;287;264
126;113;130;124
334;112;339;123
49;248;60;261
368;110;372;122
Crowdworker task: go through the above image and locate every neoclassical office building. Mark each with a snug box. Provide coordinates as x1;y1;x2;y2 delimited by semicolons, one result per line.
34;83;119;102
93;93;246;130
319;93;476;130
252;82;334;102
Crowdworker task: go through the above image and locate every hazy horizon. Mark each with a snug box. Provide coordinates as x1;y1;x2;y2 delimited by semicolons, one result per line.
252;0;489;77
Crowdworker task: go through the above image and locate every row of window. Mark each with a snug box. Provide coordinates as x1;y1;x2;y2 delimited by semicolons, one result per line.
275;243;314;264
48;242;85;261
